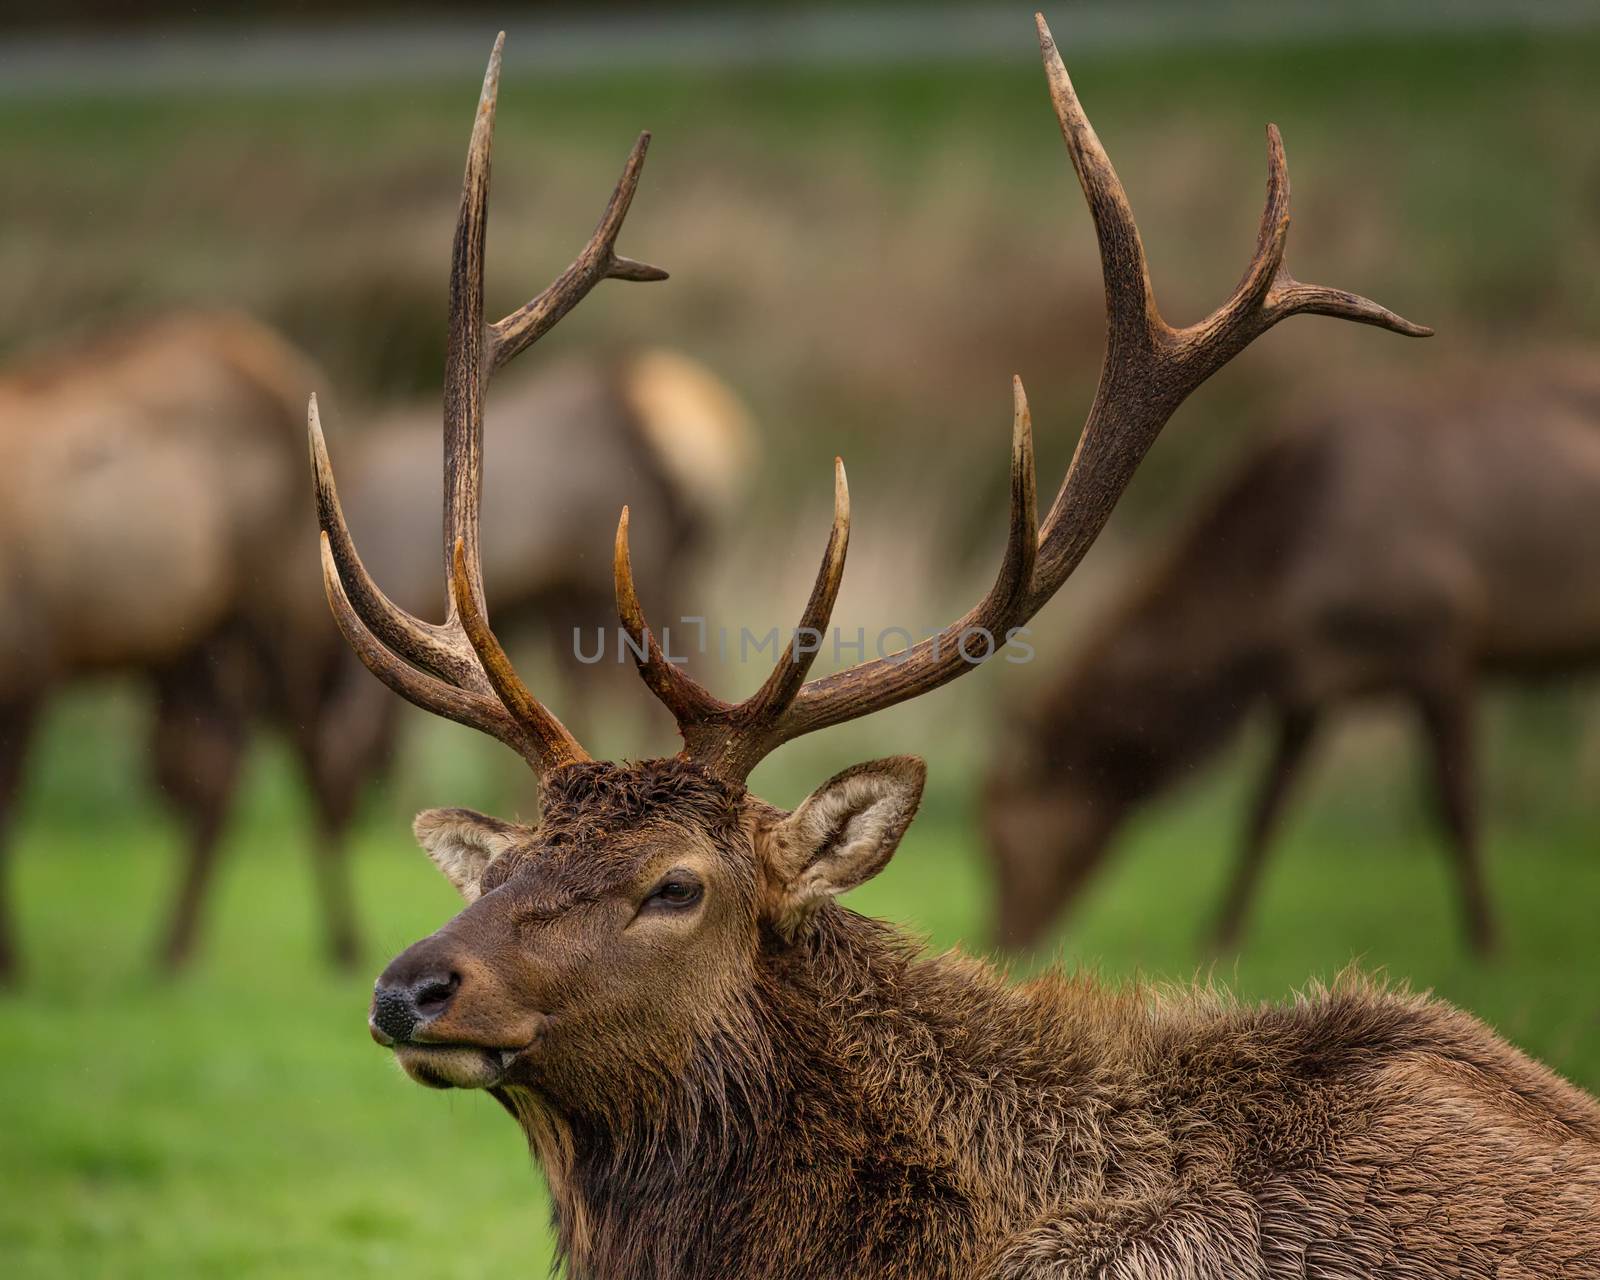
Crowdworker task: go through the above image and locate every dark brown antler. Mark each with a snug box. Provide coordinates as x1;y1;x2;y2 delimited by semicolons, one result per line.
614;11;1429;783
309;32;666;776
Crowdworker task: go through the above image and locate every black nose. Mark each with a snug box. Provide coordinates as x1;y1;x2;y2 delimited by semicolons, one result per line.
370;969;460;1044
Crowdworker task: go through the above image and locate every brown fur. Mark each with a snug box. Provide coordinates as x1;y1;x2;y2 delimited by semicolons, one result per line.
985;363;1600;952
376;757;1600;1279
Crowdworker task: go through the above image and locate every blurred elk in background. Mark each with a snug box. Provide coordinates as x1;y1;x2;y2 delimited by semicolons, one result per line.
0;313;750;982
0;312;310;982
984;356;1600;955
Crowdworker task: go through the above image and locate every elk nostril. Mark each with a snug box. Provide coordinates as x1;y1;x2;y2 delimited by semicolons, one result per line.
412;971;460;1021
371;985;419;1044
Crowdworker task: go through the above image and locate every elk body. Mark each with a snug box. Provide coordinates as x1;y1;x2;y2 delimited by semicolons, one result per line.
325;18;1600;1279
0;311;313;979
0;311;742;980
982;366;1600;955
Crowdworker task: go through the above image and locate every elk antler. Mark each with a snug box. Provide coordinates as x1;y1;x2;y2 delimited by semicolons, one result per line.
309;33;667;775
614;12;1430;783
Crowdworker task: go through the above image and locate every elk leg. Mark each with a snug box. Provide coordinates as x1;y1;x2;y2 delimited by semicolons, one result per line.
0;698;39;985
1211;707;1317;952
152;658;247;972
293;667;399;970
1416;684;1495;955
305;806;362;972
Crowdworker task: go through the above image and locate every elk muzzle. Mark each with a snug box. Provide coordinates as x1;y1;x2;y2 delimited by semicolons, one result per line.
370;931;544;1090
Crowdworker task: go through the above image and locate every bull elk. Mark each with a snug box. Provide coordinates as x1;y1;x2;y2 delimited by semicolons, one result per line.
321;19;1600;1279
982;365;1600;955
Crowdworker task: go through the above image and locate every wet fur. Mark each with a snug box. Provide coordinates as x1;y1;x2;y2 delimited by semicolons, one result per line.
471;763;1600;1279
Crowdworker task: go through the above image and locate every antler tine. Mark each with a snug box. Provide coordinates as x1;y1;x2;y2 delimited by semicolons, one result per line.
488;132;670;374
637;11;1427;779
450;540;588;767
740;458;851;722
310;395;492;692
978;376;1040;629
613;506;730;724
1024;13;1429;605
1035;15;1158;348
319;534;536;758
1178;122;1432;383
314;32;664;777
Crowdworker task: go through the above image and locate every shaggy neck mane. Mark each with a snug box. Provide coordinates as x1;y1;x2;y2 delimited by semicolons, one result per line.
500;902;1130;1280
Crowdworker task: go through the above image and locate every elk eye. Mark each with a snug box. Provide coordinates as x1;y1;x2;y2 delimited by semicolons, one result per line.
644;875;703;911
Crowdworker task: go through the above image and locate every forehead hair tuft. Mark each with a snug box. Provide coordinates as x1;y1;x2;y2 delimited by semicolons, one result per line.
538;758;747;842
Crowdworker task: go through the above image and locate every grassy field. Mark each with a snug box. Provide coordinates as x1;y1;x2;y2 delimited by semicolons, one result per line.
4;17;1600;1277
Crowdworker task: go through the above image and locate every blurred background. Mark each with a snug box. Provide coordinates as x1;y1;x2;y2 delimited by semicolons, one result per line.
2;2;1598;1275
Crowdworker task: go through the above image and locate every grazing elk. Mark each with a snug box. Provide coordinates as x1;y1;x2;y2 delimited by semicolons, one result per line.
0;311;744;981
321;19;1599;1280
982;365;1600;955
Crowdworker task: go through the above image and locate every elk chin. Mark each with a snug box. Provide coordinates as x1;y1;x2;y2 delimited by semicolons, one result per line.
393;1043;515;1090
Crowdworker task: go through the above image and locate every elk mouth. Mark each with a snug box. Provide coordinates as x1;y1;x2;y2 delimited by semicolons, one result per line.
368;999;545;1090
392;1041;526;1090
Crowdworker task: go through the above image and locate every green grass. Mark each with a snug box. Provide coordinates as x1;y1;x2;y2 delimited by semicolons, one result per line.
4;707;1598;1277
3;758;554;1277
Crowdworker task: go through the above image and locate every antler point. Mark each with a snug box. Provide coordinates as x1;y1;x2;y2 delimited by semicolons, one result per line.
306;394;326;449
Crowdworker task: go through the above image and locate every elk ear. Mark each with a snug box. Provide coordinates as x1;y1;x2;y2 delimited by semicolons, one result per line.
759;756;926;938
412;808;523;903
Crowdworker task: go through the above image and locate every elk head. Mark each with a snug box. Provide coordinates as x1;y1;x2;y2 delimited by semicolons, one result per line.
310;19;1427;1112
